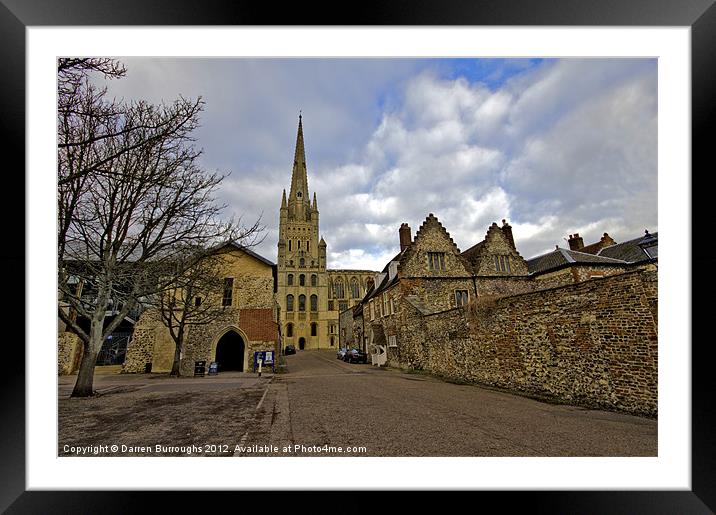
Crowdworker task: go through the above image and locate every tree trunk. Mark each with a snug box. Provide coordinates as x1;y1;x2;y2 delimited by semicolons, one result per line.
170;340;182;376
71;341;98;397
170;324;185;376
70;313;103;397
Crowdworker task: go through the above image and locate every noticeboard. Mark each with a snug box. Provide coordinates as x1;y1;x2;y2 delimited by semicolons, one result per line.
252;351;275;372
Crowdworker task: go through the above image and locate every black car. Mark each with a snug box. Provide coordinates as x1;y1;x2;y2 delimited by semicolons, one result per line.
345;348;368;364
284;344;296;355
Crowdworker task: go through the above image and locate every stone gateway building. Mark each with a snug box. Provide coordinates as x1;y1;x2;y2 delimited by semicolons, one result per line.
276;116;376;350
122;242;280;374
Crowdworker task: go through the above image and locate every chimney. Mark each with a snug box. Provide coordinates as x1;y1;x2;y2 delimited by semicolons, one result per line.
568;233;584;250
399;223;412;251
501;219;516;250
600;232;615;247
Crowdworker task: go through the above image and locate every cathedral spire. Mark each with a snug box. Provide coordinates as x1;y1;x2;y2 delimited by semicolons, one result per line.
312;191;317;210
281;189;287;209
288;113;309;204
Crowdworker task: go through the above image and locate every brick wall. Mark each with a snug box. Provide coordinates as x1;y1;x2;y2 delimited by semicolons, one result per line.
388;269;658;416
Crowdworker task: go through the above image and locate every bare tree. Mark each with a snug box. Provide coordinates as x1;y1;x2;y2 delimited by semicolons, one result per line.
57;58;257;397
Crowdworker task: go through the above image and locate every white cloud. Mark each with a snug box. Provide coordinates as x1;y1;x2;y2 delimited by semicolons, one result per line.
96;58;657;269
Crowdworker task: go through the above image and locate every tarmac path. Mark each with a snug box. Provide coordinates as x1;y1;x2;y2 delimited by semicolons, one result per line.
254;349;657;457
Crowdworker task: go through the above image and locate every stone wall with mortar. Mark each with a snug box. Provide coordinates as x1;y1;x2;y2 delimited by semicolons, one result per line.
58;331;82;375
531;265;632;290
122;309;161;373
387;269;658;416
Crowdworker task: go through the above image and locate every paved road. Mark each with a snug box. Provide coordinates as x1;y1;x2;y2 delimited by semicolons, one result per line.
253;349;657;457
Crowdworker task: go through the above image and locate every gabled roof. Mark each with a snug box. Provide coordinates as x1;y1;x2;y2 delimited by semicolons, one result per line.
213;241;275;267
364;271;399;302
527;247;628;275
461;240;486;261
597;232;658;263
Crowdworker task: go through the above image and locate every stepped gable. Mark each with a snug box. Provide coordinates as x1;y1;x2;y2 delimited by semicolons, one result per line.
459;220;530;276
403;213;461;258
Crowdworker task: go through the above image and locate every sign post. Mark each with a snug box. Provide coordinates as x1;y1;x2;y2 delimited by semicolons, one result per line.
253;351;276;374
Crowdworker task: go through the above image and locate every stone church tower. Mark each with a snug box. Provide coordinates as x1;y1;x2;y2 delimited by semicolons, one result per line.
277;115;376;351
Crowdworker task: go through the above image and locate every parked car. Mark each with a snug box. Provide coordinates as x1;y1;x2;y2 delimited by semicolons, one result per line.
346;348;368;364
337;347;349;360
284;344;296;355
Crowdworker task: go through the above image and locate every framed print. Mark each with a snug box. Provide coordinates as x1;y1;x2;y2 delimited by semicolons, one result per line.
2;0;714;512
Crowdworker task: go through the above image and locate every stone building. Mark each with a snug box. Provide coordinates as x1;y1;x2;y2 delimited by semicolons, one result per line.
345;213;659;370
121;242;279;375
344;216;658;415
276;115;376;350
525;229;658;288
347;215;536;364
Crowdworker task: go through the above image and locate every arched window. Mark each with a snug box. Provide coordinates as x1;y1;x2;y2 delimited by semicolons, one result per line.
366;277;374;292
310;294;318;312
286;294;294;312
286;323;293;337
287;274;293;286
311;274;317;287
311;322;317;336
350;277;359;298
328;279;333;299
300;257;305;267
288;240;292;252
299;274;305;286
298;294;306;312
335;278;345;299
306;241;310;252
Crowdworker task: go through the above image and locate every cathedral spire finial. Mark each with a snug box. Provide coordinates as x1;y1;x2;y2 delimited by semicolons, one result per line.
288;113;309;205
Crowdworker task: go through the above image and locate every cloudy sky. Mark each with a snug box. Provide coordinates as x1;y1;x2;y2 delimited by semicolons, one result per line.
100;58;657;271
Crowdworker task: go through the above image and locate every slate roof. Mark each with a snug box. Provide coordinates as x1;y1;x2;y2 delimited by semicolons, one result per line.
597;232;658;264
460;240;486;261
527;247;629;275
364;272;399;301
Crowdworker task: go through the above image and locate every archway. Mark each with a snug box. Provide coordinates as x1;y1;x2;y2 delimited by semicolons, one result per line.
215;330;245;371
298;337;306;350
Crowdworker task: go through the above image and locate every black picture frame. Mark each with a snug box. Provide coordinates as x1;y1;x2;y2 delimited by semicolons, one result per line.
2;1;713;512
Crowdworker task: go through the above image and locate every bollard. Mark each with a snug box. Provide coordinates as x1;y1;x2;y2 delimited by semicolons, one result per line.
258;358;263;377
